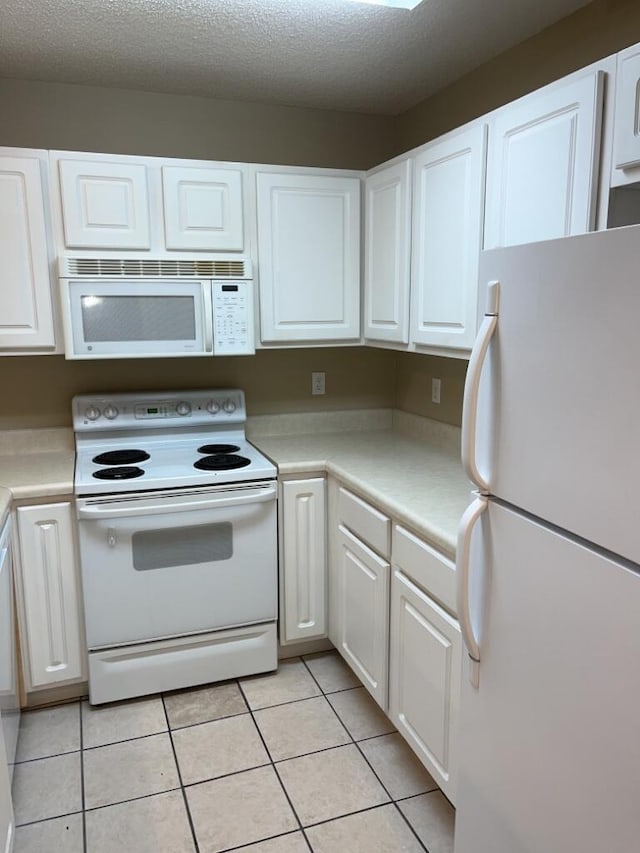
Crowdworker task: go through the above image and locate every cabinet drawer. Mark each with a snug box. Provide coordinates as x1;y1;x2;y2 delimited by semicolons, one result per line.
338;487;390;558
392;524;456;615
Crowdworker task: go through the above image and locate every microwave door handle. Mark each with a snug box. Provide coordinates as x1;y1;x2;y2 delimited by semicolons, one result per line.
77;485;277;520
203;284;214;354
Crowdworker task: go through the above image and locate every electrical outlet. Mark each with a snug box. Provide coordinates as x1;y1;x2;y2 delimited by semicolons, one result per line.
431;377;441;404
312;371;326;395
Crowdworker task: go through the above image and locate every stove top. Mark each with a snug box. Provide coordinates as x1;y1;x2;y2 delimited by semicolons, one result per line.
73;389;277;496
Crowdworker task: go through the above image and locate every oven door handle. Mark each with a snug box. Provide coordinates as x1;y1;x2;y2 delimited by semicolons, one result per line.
77;485;277;519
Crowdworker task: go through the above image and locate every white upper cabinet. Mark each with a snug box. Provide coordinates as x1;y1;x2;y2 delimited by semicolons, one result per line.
612;44;640;185
364;160;411;344
162;165;244;250
484;70;604;249
411;123;487;351
57;158;152;249
0;149;56;350
256;171;361;342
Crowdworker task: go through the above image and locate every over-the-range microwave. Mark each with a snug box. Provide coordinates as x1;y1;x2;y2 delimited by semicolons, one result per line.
58;257;255;359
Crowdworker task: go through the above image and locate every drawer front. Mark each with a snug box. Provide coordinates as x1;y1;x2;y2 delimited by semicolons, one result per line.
393;524;456;615
338;486;390;558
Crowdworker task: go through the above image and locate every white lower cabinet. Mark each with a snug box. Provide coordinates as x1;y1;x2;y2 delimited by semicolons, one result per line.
15;502;86;690
389;569;462;804
279;478;327;644
337;524;390;709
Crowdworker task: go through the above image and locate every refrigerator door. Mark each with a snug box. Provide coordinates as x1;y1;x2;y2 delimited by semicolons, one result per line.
472;224;640;564
455;499;640;853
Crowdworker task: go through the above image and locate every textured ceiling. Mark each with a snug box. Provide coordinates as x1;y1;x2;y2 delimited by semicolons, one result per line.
0;0;593;115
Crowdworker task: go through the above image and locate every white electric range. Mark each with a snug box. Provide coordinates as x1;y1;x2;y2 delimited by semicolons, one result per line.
73;389;278;705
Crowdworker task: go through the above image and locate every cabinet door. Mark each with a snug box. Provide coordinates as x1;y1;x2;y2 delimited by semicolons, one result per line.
280;478;327;644
0;152;55;349
389;569;461;803
257;172;360;342
58;158;151;249
162;165;244;250
337;524;389;709
16;503;86;690
484;70;604;249
612;45;640;181
364;160;411;344
411;124;486;351
0;729;12;853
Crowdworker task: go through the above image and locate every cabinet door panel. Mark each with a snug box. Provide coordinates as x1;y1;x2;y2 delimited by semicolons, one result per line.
257;173;360;342
411;124;486;351
17;503;85;689
58;159;151;249
338;524;389;709
280;478;327;643
485;71;603;249
0;154;55;349
364;160;411;343
613;46;640;173
389;570;461;803
162;166;244;250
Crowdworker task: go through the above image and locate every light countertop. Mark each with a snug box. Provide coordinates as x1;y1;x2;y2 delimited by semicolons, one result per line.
251;413;471;559
0;428;75;504
0;413;471;557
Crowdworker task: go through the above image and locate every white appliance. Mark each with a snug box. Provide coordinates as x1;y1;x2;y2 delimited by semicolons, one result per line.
59;257;255;359
454;225;640;853
0;517;18;853
73;389;278;705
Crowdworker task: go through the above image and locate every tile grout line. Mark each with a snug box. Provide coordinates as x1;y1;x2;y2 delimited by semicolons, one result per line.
160;694;201;853
236;679;314;853
79;701;87;853
300;655;431;853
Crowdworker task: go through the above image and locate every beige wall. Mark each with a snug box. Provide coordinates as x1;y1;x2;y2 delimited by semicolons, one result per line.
0;78;396;170
395;353;467;427
6;0;640;433
0;348;399;430
396;0;640;151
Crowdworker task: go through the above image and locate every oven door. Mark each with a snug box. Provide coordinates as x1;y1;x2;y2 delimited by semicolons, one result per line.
60;278;213;359
76;482;277;648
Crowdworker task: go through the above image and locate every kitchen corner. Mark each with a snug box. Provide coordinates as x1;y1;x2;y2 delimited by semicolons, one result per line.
249;409;469;559
0;409;469;562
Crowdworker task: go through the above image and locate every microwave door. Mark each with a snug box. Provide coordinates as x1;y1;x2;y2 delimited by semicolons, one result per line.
61;279;213;359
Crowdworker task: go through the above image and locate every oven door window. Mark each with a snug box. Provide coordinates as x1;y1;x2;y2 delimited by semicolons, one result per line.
132;523;232;571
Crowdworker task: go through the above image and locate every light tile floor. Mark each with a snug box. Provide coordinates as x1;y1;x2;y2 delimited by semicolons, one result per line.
12;651;455;853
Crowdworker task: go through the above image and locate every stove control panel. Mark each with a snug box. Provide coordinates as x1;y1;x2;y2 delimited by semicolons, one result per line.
74;389;246;431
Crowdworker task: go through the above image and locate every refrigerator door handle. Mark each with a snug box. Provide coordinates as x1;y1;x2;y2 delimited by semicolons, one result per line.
461;280;499;494
456;494;488;688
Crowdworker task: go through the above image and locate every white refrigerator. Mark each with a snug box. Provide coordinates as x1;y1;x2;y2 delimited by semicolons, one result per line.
454;225;640;853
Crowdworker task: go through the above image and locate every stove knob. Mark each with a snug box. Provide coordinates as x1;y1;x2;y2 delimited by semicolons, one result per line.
176;401;192;416
103;405;119;420
223;399;236;414
84;405;101;421
206;400;221;415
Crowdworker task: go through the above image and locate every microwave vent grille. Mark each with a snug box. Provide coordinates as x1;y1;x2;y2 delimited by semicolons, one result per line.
61;258;249;278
